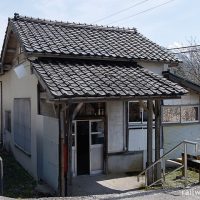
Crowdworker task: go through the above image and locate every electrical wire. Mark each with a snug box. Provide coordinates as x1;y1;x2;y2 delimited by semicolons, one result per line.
92;0;151;24
168;45;200;50
107;0;176;25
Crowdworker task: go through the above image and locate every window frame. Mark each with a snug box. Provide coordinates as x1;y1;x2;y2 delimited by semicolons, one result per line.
128;101;153;125
162;104;200;124
90;120;104;145
13;98;31;155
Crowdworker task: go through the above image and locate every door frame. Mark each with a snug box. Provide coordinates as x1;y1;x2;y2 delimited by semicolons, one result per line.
72;119;104;176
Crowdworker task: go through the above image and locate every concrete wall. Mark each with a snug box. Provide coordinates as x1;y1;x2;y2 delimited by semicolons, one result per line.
164;92;199;105
36;115;59;191
106;101;144;172
0;61;39;178
107;101;125;153
163;92;200;159
128;128;155;151
163;124;200;159
108;152;143;173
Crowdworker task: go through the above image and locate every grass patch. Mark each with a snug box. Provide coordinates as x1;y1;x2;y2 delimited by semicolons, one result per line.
0;149;38;198
164;167;199;188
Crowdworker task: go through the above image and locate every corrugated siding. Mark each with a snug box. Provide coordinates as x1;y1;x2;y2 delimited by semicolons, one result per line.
14;98;31;154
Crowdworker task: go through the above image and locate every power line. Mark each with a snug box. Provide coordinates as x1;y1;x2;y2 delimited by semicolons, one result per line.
172;50;200;54
168;45;200;50
92;0;151;24
107;0;176;25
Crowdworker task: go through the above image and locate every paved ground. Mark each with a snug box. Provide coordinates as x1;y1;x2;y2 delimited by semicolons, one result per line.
71;173;144;196
1;185;200;199
1;174;200;199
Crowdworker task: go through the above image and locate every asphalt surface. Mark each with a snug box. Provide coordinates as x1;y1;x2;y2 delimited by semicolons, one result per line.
1;185;200;200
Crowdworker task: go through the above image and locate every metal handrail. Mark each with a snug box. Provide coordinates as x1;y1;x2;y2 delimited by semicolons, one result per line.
137;140;198;187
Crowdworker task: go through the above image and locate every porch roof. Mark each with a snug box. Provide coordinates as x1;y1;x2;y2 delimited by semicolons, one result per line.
31;59;188;100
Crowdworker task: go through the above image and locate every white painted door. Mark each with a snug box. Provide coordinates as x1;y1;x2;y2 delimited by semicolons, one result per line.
72;120;104;176
90;120;104;174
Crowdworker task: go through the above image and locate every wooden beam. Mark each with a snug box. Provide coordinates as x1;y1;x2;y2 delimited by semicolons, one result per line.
65;103;73;196
147;99;153;185
7;48;16;53
51;95;183;103
104;103;108;174
59;106;67;197
125;101;129;150
32;68;54;99
40;92;48;99
3;64;12;70
27;51;177;65
72;102;84;119
154;100;161;182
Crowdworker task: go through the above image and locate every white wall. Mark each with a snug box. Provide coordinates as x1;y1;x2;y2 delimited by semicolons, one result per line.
36;115;59;191
163;124;200;159
107;101;125;153
128;128;155;151
0;61;39;178
108;152;143;173
163;91;200;159
138;61;165;75
164;92;199;105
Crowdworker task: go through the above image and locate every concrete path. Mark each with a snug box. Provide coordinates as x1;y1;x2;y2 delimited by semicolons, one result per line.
71;173;144;196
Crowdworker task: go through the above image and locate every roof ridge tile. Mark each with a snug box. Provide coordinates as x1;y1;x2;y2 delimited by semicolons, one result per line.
12;13;137;33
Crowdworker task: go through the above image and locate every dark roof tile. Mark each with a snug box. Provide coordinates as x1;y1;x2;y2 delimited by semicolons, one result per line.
31;59;187;98
9;15;179;63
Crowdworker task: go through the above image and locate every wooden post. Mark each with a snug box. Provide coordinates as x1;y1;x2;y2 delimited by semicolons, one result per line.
147;99;153;185
155;100;161;182
66;103;73;196
103;102;108;174
59;105;67;196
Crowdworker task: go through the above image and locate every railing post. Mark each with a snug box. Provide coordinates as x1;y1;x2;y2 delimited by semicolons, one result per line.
0;157;3;195
163;158;166;182
184;143;187;187
145;171;147;187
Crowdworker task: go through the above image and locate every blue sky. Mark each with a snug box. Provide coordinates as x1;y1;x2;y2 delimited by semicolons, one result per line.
0;0;200;50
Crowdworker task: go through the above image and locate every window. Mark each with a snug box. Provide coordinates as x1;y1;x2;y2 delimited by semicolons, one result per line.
14;98;31;154
5;111;11;132
181;106;199;122
128;101;148;124
162;105;199;124
162;106;181;123
90;121;104;145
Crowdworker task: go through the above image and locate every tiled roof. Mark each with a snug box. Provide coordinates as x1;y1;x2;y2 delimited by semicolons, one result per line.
31;59;187;98
10;14;179;63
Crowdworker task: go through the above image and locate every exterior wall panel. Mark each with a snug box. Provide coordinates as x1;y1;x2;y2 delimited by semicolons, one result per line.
0;61;38;178
163;124;200;159
107;101;125;153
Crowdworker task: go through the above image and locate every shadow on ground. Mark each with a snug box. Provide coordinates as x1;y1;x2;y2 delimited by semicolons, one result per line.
71;173;144;196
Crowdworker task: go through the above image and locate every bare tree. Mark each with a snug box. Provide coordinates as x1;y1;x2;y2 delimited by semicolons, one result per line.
170;40;200;85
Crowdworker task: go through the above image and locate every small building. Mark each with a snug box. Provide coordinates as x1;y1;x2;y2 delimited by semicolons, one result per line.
0;14;187;195
162;71;200;158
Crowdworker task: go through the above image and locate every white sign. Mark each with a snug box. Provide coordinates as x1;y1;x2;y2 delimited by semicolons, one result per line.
14;64;27;79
